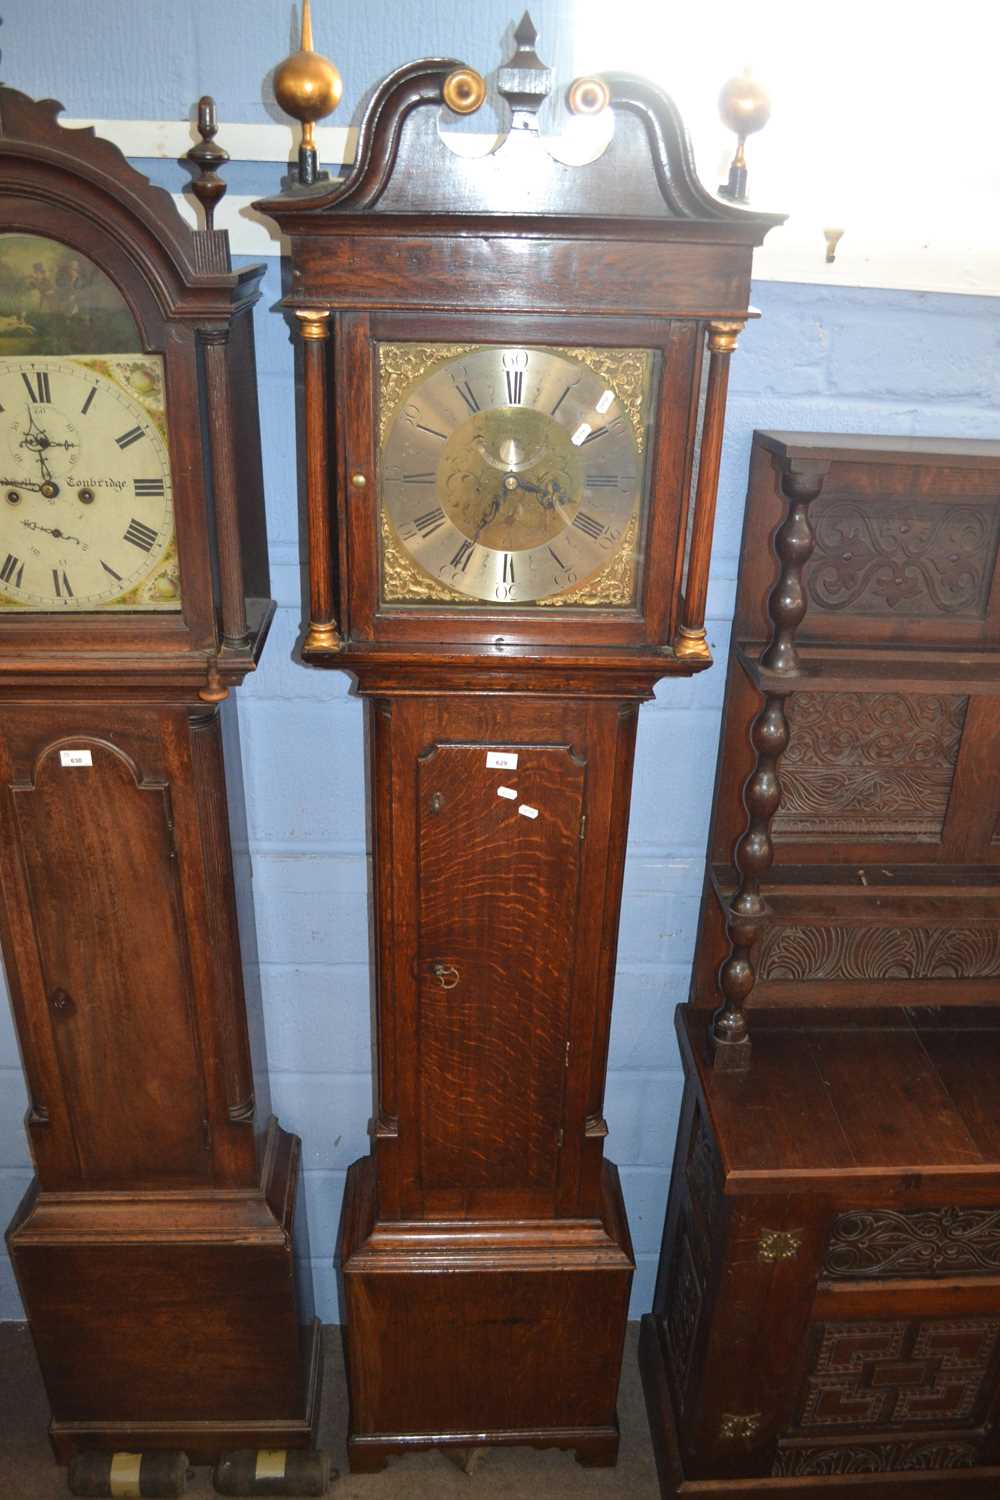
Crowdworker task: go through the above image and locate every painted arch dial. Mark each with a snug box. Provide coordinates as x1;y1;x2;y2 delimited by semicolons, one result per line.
379;344;654;606
0;355;179;610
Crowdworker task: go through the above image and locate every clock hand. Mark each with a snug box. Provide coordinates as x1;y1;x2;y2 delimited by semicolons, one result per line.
21;520;81;545
1;476;61;498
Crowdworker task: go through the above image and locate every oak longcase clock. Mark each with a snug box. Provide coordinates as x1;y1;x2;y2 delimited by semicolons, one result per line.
259;11;782;1472
0;90;318;1464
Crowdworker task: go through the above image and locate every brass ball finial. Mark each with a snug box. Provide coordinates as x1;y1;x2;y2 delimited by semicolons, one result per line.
567;76;610;116
273;0;343;185
717;66;770;202
442;67;487;116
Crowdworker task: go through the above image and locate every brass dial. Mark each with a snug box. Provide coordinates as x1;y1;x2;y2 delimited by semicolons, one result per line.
380;345;651;606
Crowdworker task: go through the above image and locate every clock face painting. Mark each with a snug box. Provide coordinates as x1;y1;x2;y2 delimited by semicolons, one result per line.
379;343;656;608
0;234;180;612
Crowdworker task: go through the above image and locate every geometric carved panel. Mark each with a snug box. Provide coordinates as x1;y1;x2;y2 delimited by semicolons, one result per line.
796;1319;1000;1432
665;1223;704;1411
775;693;967;840
806;498;999;618
773;1439;982;1477
825;1208;1000;1280
758;925;1000;982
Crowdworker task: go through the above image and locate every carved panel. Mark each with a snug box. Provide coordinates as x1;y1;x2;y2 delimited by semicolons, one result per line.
806;497;999;617
758;925;1000;982
773;1440;981;1477
796;1319;1000;1432
665;1223;704;1409
825;1208;1000;1279
774;693;967;840
685;1107;718;1240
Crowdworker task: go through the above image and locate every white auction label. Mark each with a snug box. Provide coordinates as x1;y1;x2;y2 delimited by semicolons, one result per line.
497;786;518;800
486;751;518;770
255;1450;288;1480
518;804;539;819
59;749;93;768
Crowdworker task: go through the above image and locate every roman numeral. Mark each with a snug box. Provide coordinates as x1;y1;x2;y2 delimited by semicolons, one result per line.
21;371;51;404
412;507;446;538
101;560;124;582
402;472;435;484
134;478;164;496
454;380;480;414
124;517;159;552
572;511;605;541
548;546;567;570
502;553;516;583
52;568;73;599
416;423;448;441
580;426;609;445
0;553;24;587
449;539;476;572
550;385;572;417
115;426;145;450
80;385;98;416
586;473;620;488
505;369;524;404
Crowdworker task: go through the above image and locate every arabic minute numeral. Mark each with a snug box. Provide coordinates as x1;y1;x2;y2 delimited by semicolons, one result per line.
115;426;145;450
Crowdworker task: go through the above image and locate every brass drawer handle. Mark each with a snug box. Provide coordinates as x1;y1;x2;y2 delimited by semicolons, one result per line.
431;962;460;990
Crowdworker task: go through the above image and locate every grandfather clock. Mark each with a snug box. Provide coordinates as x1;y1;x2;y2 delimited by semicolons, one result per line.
259;12;782;1471
0;91;318;1462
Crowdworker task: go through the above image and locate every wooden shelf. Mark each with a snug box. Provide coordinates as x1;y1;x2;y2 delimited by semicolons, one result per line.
711;862;1000;920
679;1002;1000;1193
736;641;1000;697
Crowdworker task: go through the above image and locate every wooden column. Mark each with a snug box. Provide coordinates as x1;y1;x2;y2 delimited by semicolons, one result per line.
202;328;248;646
675;319;744;663
711;458;828;1069
296;309;342;653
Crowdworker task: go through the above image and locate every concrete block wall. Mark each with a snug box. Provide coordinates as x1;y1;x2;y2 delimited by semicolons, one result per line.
0;2;996;1322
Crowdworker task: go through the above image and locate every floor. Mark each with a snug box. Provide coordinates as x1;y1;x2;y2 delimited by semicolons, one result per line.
0;1322;661;1497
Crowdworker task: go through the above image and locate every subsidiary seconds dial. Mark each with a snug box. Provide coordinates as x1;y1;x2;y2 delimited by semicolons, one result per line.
380;345;647;606
0;357;176;609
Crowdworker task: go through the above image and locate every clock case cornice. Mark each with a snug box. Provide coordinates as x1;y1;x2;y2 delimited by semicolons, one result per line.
0;87;273;698
256;60;783;250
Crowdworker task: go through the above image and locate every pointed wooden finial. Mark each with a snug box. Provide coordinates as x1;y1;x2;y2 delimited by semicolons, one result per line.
514;11;537;48
273;1;344;185
185;96;228;231
497;11;551;125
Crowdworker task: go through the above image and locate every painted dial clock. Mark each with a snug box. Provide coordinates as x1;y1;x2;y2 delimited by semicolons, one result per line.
0;88;317;1471
260;8;782;1477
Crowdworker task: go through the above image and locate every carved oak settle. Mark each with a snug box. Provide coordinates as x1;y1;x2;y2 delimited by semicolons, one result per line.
641;432;1000;1497
256;12;781;1472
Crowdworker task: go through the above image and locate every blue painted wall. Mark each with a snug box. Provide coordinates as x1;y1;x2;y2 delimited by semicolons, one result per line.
0;1;997;1321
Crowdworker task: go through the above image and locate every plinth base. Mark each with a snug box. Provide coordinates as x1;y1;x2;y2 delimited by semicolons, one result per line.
339;1155;634;1473
7;1121;319;1463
